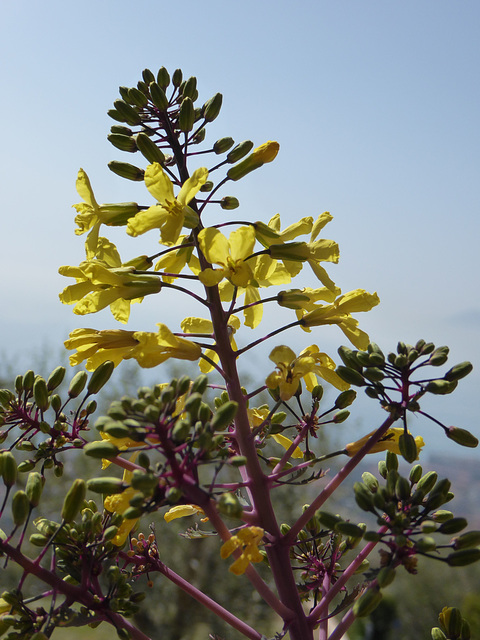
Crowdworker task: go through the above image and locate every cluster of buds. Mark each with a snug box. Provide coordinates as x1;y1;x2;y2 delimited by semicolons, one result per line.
335;340;477;461
432;606;472;640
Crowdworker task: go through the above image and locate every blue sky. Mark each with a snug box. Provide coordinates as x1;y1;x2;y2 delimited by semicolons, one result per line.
0;1;479;451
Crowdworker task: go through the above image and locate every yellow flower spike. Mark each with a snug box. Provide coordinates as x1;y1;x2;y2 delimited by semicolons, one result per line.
266;345;349;401
127;164;208;245
220;526;264;575
64;324;201;371
198;226;256;288
181;316;240;373
345;428;425;458
164;504;206;522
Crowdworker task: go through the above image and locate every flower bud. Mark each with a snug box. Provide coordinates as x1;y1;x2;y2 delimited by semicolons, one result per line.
179;97;195;132
377;566;396;587
399;432;418;463
156;67;170;89
335;366;365;387
135;132;165;165
113;100;141;126
107;133;137;153
25;472;44;507
172;418;191;443
444;361;473;382
447;548;480;566
437;517;468;535
353;588;383;617
84;441;119;460
409;464;423;484
361;472;379;493
214;137;234;154
1;452;17;487
142;68;155;84
12;490;30;526
68;371;88;398
425;379;458;395
428;346;449;366
335;522;365;538
172;68;183;87
47;366;66;392
87;477;127;494
453;530;480;550
108;161;145;181
203;92;223;122
335;389;357;409
220;196;240;210
276;289;310;310
149;82;169;111
33;377;49;412
88;360;115;395
416;470;438;494
227;141;279;181
127;87;148;108
226;140;254;163
353;482;375;512
211;401;238;430
182;76;197;99
111;125;133;136
218;492;243;518
316;511;343;529
333;409;350;424
446;427;478;448
61;479;86;523
23;369;35;391
431;629;447;640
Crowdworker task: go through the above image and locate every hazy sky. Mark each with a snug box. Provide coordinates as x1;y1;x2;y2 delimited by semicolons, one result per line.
1;1;479;451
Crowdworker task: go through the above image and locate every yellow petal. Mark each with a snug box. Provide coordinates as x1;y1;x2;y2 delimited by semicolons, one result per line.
271;433;303;459
145;163;174;204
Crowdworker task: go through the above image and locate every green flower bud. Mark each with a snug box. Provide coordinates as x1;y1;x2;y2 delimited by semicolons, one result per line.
68;371;88;398
447;548;480;566
172;418;191;443
211;401;238;430
135;132;165;164
47;366;66;391
179;97;195;132
12;490;30;526
441;607;463;638
431;628;447;640
363;367;385;383
421;520;438;533
335;389;357;409
415;536;437;552
335;366;366;387
123;506;143;520
61;479;86;523
446;427;478;448
107;133;137;153
113;100;141;126
399;432;418;463
220;196;240;210
425;379;458;395
87;360;115;395
362;472;379;493
444;361;473;382
437;517;468;534
87;477;127;494
182;76;197;99
156;67;170;89
394;354;408;368
172;68;183;87
142;68;155;84
29;533;50;546
2;452;17;487
377;566;396;587
353;482;375;512
335;522;365;538
226;140;254;163
33;377;49;412
84;441;119;460
218;492;243;518
103;525;120;541
353;587;383;617
409;464;423;484
316;511;343;530
18;460;35;473
338;346;363;371
432;510;453;523
333;409;350;423
229;456;247;467
25;472;44;507
453;530;480;550
108;161;145;181
429;346;449;366
111;124;133;135
184;392;203;419
203;92;223;122
23;369;35;391
214;137;234;154
149;82;169;111
416;470;438;494
191;374;208;394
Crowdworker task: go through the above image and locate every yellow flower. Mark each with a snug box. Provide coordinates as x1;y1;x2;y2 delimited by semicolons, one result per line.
164;504;206;522
298;289;380;350
104;457;139;546
154;236;194;283
345;427;425;458
73;168;139;259
248;406;303;458
227;141;279;181
180;315;240;372
220;526;264;575
59;238;160;323
265;345;349;401
64;324;201;371
198;226;256;288
127;164;208;245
